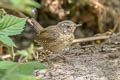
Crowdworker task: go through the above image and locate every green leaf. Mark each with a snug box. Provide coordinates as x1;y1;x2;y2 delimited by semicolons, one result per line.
0;14;27;36
0;9;4;18
7;46;15;60
25;0;41;8
0;69;6;78
0;0;40;15
2;73;38;80
10;0;41;8
0;34;16;47
0;61;16;70
0;61;46;80
0;61;46;76
15;61;46;75
0;56;3;61
28;43;35;54
17;50;29;57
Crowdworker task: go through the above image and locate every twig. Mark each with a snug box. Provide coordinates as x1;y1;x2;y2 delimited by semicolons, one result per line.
0;44;3;56
1;47;43;59
35;47;43;50
90;0;106;9
90;0;119;34
90;0;117;18
111;17;120;34
1;53;18;59
72;35;110;43
97;7;104;33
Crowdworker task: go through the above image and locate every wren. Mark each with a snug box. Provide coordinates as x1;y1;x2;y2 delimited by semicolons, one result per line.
36;20;81;61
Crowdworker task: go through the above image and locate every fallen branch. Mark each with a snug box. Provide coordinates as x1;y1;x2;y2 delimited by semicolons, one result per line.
73;35;110;43
1;53;18;59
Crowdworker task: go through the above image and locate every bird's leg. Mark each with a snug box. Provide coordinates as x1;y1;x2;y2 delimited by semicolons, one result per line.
57;47;74;64
43;50;55;69
60;54;68;62
35;49;54;68
59;47;70;62
56;52;69;63
45;55;54;69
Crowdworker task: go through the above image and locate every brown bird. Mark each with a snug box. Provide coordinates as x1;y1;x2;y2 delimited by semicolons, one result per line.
36;20;81;60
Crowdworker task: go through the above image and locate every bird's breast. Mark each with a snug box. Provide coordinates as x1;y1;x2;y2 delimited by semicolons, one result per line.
45;33;74;53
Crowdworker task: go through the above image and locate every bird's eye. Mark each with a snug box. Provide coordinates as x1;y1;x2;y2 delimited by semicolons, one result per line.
66;25;72;30
66;25;70;28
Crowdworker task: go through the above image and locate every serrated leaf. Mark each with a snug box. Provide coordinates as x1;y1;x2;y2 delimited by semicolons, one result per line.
0;69;6;78
0;31;5;35
0;61;16;79
2;73;38;80
0;61;16;70
0;14;27;36
15;61;46;75
0;34;16;47
0;61;46;76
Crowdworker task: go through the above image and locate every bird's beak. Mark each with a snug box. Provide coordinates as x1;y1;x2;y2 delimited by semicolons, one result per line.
75;24;82;27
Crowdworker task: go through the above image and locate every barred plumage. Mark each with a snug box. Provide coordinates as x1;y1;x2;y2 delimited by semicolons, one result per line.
35;20;80;61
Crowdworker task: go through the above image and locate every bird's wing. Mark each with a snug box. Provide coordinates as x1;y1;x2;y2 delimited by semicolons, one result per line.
36;28;60;43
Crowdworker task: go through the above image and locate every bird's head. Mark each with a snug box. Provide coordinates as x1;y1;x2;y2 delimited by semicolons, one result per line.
57;20;81;33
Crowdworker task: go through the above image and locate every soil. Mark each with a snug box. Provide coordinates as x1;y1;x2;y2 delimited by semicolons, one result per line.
32;33;120;80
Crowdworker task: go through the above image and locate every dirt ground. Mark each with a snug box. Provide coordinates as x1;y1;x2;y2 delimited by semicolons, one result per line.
32;33;120;80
